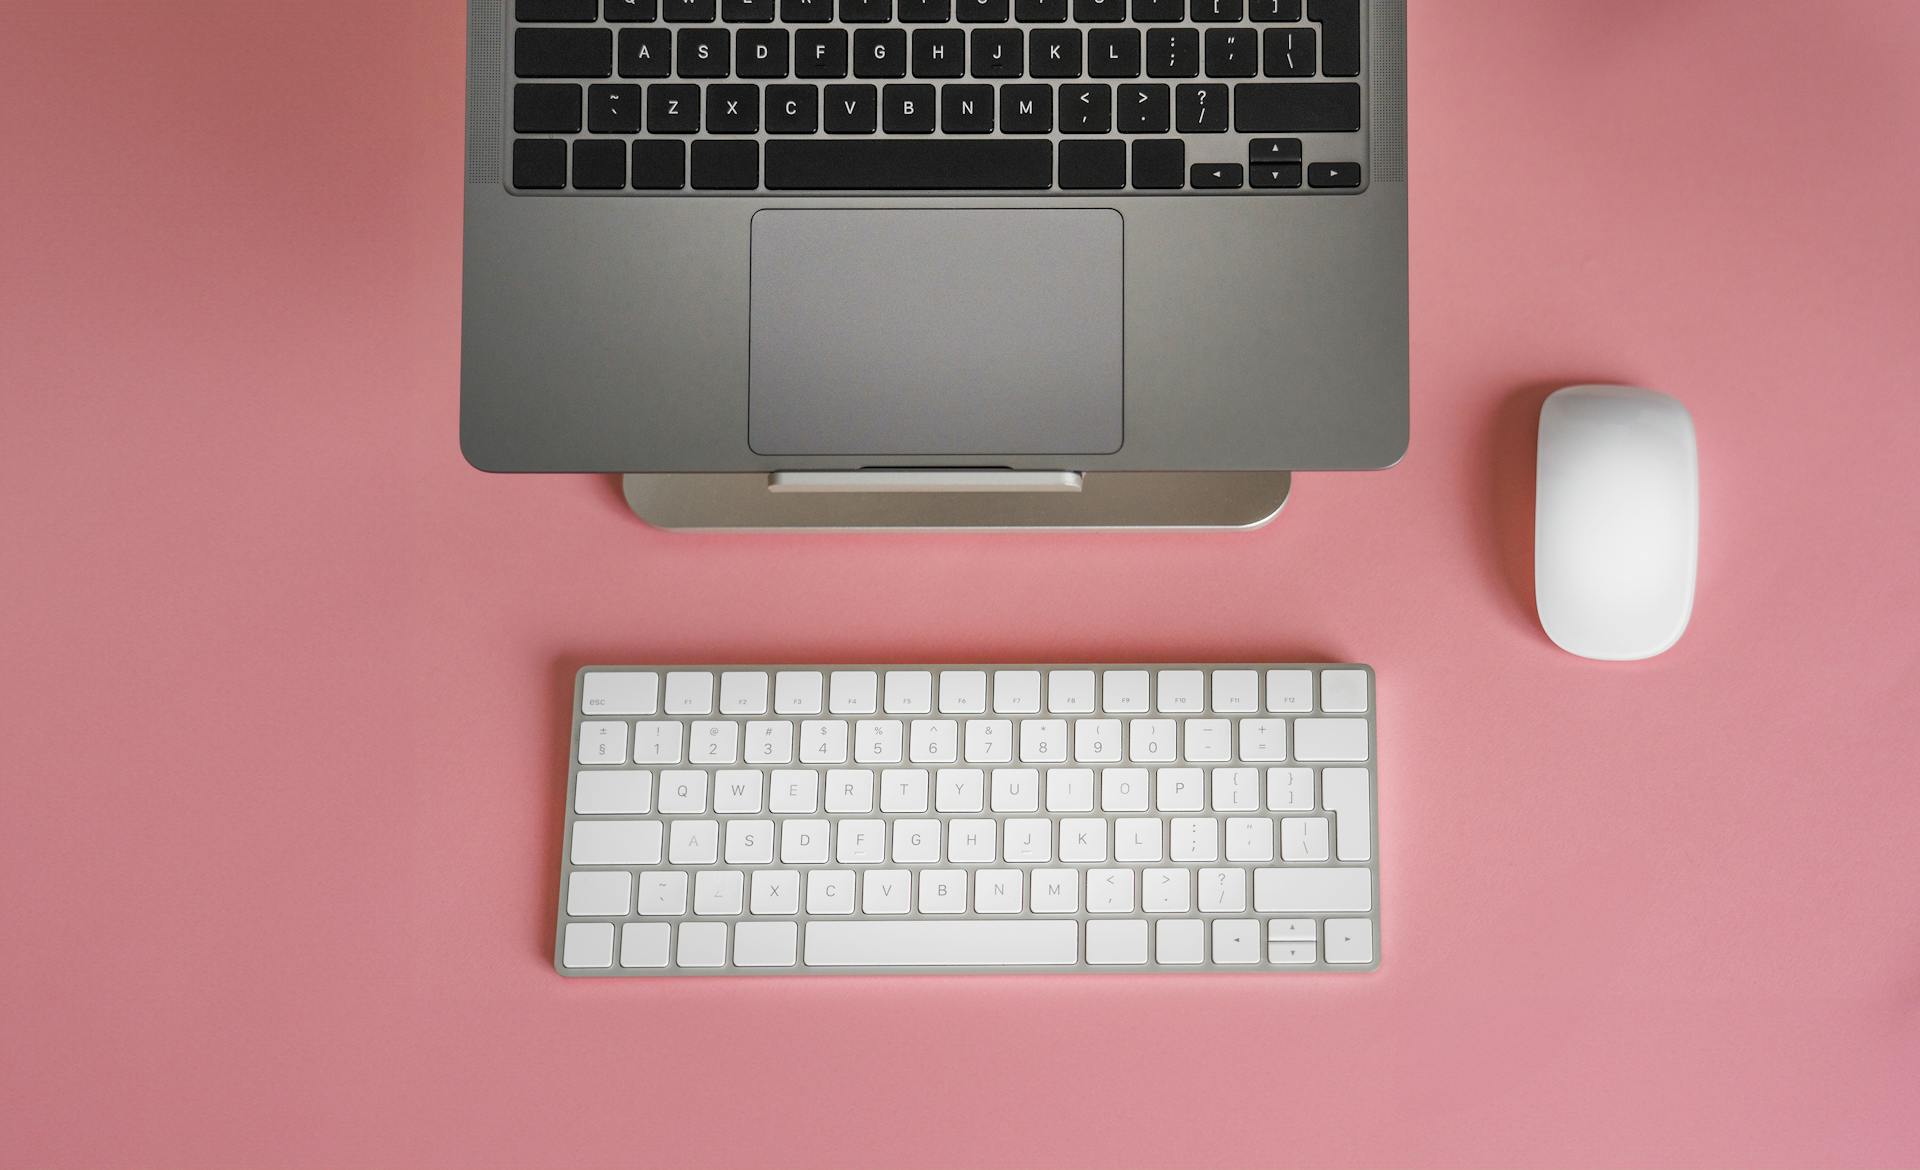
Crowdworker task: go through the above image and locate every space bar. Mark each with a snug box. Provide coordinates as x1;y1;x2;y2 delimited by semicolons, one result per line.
764;141;1055;190
805;921;1079;966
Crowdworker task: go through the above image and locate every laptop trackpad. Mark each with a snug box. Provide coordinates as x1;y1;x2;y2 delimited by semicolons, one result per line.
749;209;1123;457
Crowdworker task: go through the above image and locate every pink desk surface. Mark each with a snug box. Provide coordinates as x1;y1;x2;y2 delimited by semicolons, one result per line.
4;2;1919;1167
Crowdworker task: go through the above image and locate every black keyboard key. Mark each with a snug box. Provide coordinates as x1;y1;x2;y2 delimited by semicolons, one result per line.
1117;82;1169;132
1192;0;1242;21
677;28;730;76
646;83;702;131
1146;28;1198;77
1233;81;1360;131
619;28;672;75
999;84;1052;132
900;0;952;19
1192;162;1243;188
516;28;614;77
781;0;833;20
512;139;568;188
1205;28;1257;77
692;140;759;189
519;0;597;20
1131;138;1183;188
706;83;761;132
739;29;790;77
841;0;892;20
1074;0;1126;20
766;84;821;131
1060;140;1125;189
971;30;1023;77
663;0;715;18
723;0;775;18
1058;83;1111;133
1017;0;1068;20
1174;82;1227;131
515;84;583;132
632;139;686;188
1249;136;1301;162
796;29;849;76
957;0;1010;22
824;83;879;131
1249;0;1300;18
883;83;937;131
1251;161;1301;187
763;139;1054;188
1262;26;1314;76
854;29;908;77
1089;29;1140;77
1308;161;1361;187
913;30;966;77
1030;29;1081;78
572;138;629;187
1131;0;1183;19
606;0;659;19
1306;0;1360;76
587;83;642;132
941;84;995;131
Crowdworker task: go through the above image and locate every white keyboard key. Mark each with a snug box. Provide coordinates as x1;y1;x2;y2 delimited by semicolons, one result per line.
1086;920;1150;965
935;768;985;812
1114;818;1163;862
1101;767;1149;811
664;671;713;715
862;869;913;914
637;871;688;915
1268;767;1314;811
668;819;719;864
1266;669;1313;712
1058;817;1108;862
571;820;662;865
1212;919;1261;964
1198;867;1247;913
884;671;933;714
1076;719;1123;762
1048;670;1096;713
965;719;1014;763
1045;768;1095;812
620;922;670;968
742;720;793;765
656;769;707;813
1156;767;1204;811
1030;868;1079;913
1270;940;1317;965
1129;719;1177;762
1157;919;1205;965
774;670;823;714
1254;867;1372;912
1184;719;1232;762
1238;718;1288;762
909;719;958;763
1210;767;1260;812
836;819;886;864
798;719;849;764
719;671;769;715
693;869;745;915
1294;718;1370;762
880;768;931;813
630;720;684;765
806;869;855;914
853;719;903;764
1268;917;1317;942
1102;670;1150;713
769;768;819;813
1019;719;1069;763
993;670;1042;713
1086;868;1135;913
891;818;941;863
734;921;798;967
1325;918;1374;964
1003;818;1052;862
1156;670;1205;713
1142;867;1191;912
675;922;727;968
1321;669;1370;713
918;869;968;913
1281;816;1331;862
804;921;1077;967
1322;768;1373;861
750;869;800;915
562;922;615;969
780;819;830;864
582;671;658;716
713;769;763;814
947;819;997;863
1171;816;1219;862
939;671;987;713
723;819;774;864
566;870;632;917
829;671;878;714
575;770;651;815
973;868;1023;914
1211;670;1259;713
577;720;628;765
1226;816;1275;862
991;768;1040;812
825;768;875;813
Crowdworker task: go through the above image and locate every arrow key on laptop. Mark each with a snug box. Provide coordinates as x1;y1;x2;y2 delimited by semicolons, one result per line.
1191;162;1243;189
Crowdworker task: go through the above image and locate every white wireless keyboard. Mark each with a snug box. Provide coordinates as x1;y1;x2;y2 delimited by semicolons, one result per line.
557;664;1378;975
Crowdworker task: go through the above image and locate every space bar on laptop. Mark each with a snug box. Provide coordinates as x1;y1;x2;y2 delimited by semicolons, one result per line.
764;141;1055;190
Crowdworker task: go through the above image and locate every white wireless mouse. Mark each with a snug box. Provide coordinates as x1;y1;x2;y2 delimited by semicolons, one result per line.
1535;385;1699;660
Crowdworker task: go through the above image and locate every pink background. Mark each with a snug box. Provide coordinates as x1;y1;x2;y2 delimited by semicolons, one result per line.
4;1;1919;1166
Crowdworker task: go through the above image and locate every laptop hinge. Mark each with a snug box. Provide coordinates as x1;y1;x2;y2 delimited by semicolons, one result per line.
767;471;1085;495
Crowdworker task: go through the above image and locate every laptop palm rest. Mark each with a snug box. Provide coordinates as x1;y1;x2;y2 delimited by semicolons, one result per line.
748;209;1123;458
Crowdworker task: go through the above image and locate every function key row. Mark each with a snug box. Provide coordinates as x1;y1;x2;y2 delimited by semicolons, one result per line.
523;0;1322;27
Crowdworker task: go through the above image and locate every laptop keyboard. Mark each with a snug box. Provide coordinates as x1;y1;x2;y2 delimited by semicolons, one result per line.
507;0;1368;194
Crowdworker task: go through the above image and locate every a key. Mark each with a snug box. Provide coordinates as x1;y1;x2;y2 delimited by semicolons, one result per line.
1048;671;1096;713
742;720;792;764
991;769;1041;812
582;671;659;716
693;870;745;915
571;820;663;864
1321;669;1370;711
913;29;967;78
1132;0;1184;19
1192;0;1242;20
1101;768;1148;811
1254;866;1371;913
1262;26;1315;76
618;27;672;75
935;768;985;812
1267;766;1313;811
1306;0;1360;76
520;0;598;18
1075;0;1126;19
676;28;729;76
782;820;832;864
804;921;1077;966
884;671;934;714
655;769;707;814
1239;717;1288;761
1281;816;1331;861
880;769;932;813
836;819;886;864
798;718;848;764
722;0;775;18
1294;717;1368;761
704;84;760;133
947;819;997;863
1059;817;1107;861
1131;138;1185;188
1233;82;1361;132
1143;868;1191;912
1266;668;1312;711
890;818;940;861
1157;920;1205;964
666;819;719;864
1060;141;1126;189
631;140;685;188
734;922;799;968
823;83;880;132
1226;816;1274;861
1248;0;1299;18
674;922;727;968
575;770;651;814
1211;670;1259;712
1322;767;1372;860
1074;718;1122;762
992;88;1056;134
1117;83;1170;132
1198;866;1247;912
862;870;912;914
606;0;660;19
688;719;739;763
882;83;937;132
854;28;908;78
714;770;764;814
516;27;613;77
957;0;1010;21
970;30;1023;78
1157;670;1206;711
828;671;879;713
662;0;715;19
512;139;567;190
577;719;628;764
974;869;1024;913
940;673;987;715
1204;28;1257;77
963;719;1012;763
1249;136;1302;163
993;672;1042;714
910;718;959;763
619;923;670;969
1191;162;1242;189
1114;817;1163;862
795;29;849;76
1156;767;1204;810
1213;920;1261;964
586;83;640;132
1309;161;1362;187
901;0;952;19
826;767;876;812
806;870;855;914
1017;0;1068;18
840;0;892;19
1087;868;1136;913
1030;869;1079;913
941;84;996;132
516;84;584;133
562;923;615;969
1211;767;1260;811
774;672;824;714
646;83;700;132
1171;817;1218;861
736;29;790;78
918;869;968;913
1088;29;1141;77
1325;918;1374;964
1251;162;1303;188
781;0;833;18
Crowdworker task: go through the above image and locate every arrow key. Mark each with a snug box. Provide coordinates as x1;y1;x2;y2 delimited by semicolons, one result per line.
1191;162;1244;189
1251;162;1301;188
1212;918;1261;964
1324;917;1374;965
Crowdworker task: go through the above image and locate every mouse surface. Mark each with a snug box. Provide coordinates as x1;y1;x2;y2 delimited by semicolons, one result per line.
1536;385;1698;661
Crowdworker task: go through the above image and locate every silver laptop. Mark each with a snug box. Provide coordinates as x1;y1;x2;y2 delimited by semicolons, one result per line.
460;0;1406;475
